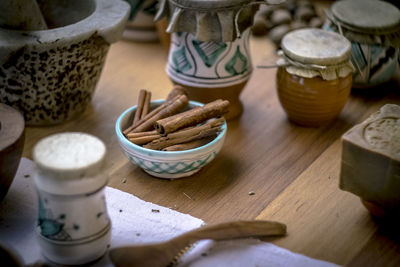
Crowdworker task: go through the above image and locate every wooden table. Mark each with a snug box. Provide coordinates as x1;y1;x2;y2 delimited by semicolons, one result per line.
21;33;400;266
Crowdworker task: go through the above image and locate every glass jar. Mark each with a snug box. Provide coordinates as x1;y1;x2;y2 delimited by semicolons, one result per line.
323;0;400;88
33;132;110;265
156;0;278;120
276;28;354;127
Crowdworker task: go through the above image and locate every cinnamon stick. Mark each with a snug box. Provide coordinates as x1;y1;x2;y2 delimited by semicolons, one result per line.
123;87;187;135
127;130;160;146
132;94;189;133
143;118;224;150
123;107;158;135
134;89;147;124
155;99;229;135
125;100;170;134
162;137;215;151
123;94;183;135
126;130;158;138
166;85;187;102
141;91;152;119
129;134;160;145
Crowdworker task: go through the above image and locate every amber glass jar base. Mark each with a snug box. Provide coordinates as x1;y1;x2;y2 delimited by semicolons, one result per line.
276;68;352;127
171;80;248;121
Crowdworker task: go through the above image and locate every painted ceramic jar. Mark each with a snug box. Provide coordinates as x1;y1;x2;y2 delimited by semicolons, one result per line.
324;0;400;88
276;28;354;127
33;133;110;265
123;0;159;42
167;29;252;120
156;0;277;120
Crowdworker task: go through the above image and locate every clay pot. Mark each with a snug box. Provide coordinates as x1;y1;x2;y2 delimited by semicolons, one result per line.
0;103;25;202
0;0;129;125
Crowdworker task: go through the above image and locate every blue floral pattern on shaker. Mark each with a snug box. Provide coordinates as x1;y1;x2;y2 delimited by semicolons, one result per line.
38;196;72;241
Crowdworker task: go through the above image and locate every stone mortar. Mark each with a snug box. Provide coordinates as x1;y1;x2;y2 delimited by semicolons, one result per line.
0;0;130;125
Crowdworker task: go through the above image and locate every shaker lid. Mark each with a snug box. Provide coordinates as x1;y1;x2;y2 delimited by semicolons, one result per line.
156;0;278;41
331;0;400;34
33;132;107;195
34;132;105;175
281;28;351;66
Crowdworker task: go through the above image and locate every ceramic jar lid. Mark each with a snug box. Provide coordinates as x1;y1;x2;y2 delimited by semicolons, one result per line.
331;0;400;34
156;0;280;41
326;0;400;46
279;28;353;80
33;132;107;195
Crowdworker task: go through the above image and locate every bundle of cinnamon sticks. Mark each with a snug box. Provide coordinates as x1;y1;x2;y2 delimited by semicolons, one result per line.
123;86;230;151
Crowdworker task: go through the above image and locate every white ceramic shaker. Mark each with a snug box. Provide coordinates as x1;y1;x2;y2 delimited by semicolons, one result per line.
32;132;110;265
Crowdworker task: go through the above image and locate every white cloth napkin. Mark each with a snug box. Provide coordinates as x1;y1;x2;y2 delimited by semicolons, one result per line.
0;158;340;267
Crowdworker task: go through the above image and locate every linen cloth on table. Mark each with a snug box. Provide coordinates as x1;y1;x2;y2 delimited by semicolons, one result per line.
0;158;340;267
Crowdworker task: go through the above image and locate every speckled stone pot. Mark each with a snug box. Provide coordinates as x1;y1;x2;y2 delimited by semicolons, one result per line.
0;0;129;125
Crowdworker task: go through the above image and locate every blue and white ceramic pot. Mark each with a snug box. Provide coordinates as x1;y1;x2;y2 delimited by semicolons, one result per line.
155;0;275;120
167;29;252;120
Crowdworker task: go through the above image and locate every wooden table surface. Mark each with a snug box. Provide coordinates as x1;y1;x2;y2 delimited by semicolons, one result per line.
21;33;400;266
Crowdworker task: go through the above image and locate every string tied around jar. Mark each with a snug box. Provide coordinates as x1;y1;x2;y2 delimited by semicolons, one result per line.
258;50;355;81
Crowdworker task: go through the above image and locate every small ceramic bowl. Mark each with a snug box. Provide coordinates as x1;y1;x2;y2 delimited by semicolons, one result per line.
115;100;227;179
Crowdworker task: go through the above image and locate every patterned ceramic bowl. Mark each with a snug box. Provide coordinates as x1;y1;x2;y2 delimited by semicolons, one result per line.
115;100;227;179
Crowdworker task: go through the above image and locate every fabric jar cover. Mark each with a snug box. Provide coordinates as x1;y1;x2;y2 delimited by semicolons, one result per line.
277;28;354;81
155;0;283;42
325;0;400;47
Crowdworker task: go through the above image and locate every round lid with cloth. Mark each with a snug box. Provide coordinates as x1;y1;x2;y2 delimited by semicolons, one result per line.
326;0;400;46
155;0;282;42
278;28;354;80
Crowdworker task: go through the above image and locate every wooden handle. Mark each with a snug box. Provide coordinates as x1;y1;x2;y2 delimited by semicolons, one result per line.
172;220;286;247
109;220;287;267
